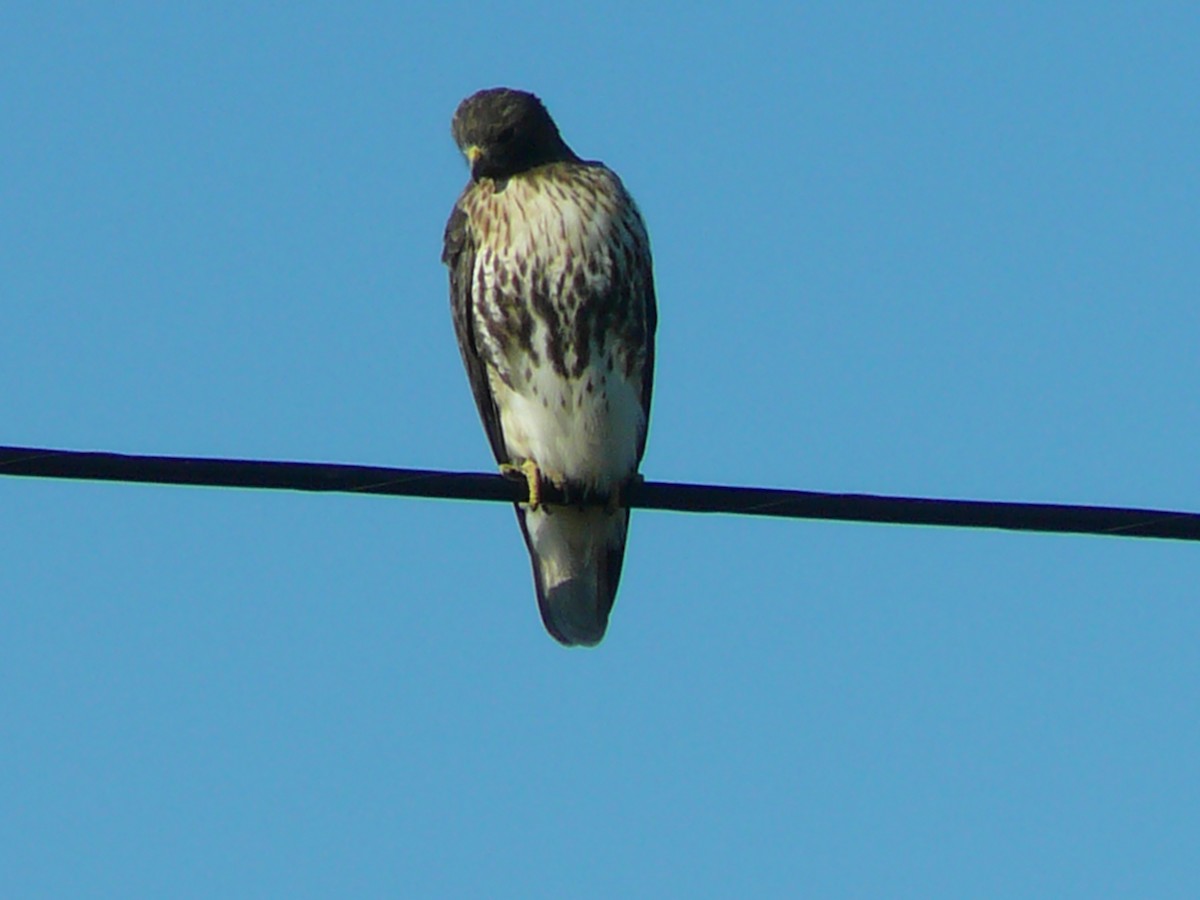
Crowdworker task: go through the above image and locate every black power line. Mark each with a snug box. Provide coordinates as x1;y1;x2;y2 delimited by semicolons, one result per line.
2;444;1198;542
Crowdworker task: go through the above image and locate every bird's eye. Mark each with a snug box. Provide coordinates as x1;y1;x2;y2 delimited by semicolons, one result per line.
497;125;516;143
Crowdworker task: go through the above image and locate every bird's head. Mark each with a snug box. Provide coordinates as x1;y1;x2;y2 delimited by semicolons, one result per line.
451;88;577;181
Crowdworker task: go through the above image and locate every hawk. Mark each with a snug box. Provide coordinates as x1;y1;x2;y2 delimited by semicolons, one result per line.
442;88;657;646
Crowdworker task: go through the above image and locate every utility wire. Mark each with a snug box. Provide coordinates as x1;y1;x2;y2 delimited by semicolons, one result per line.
2;444;1197;542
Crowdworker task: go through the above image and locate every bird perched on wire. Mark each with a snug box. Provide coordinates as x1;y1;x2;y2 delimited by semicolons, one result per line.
442;87;657;646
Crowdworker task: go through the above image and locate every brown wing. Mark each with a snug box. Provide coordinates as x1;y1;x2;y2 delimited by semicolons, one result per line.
442;202;509;465
634;236;657;463
615;184;657;465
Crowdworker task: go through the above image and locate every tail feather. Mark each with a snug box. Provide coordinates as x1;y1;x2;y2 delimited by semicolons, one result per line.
515;505;630;647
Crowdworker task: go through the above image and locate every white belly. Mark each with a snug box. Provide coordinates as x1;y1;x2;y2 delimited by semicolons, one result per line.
491;361;643;491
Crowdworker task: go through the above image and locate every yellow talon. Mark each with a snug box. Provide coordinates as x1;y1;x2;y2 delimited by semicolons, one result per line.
501;460;543;509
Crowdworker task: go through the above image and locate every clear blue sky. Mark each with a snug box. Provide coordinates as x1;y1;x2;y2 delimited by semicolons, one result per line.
3;3;1198;896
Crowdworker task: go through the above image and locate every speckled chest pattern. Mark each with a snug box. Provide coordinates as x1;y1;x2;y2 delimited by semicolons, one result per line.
459;164;651;484
463;166;647;381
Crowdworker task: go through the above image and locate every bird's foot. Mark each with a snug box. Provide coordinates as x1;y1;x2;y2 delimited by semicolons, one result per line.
501;460;544;509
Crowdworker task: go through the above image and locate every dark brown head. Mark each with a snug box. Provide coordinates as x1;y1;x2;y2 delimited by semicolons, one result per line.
451;88;578;181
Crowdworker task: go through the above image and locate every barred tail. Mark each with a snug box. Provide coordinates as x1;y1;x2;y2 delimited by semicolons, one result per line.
515;505;630;647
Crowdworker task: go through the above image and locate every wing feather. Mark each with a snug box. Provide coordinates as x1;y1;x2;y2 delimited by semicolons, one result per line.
612;187;657;466
635;249;657;462
443;202;509;465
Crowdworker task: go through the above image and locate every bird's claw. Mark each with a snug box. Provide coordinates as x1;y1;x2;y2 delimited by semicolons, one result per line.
501;460;544;509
